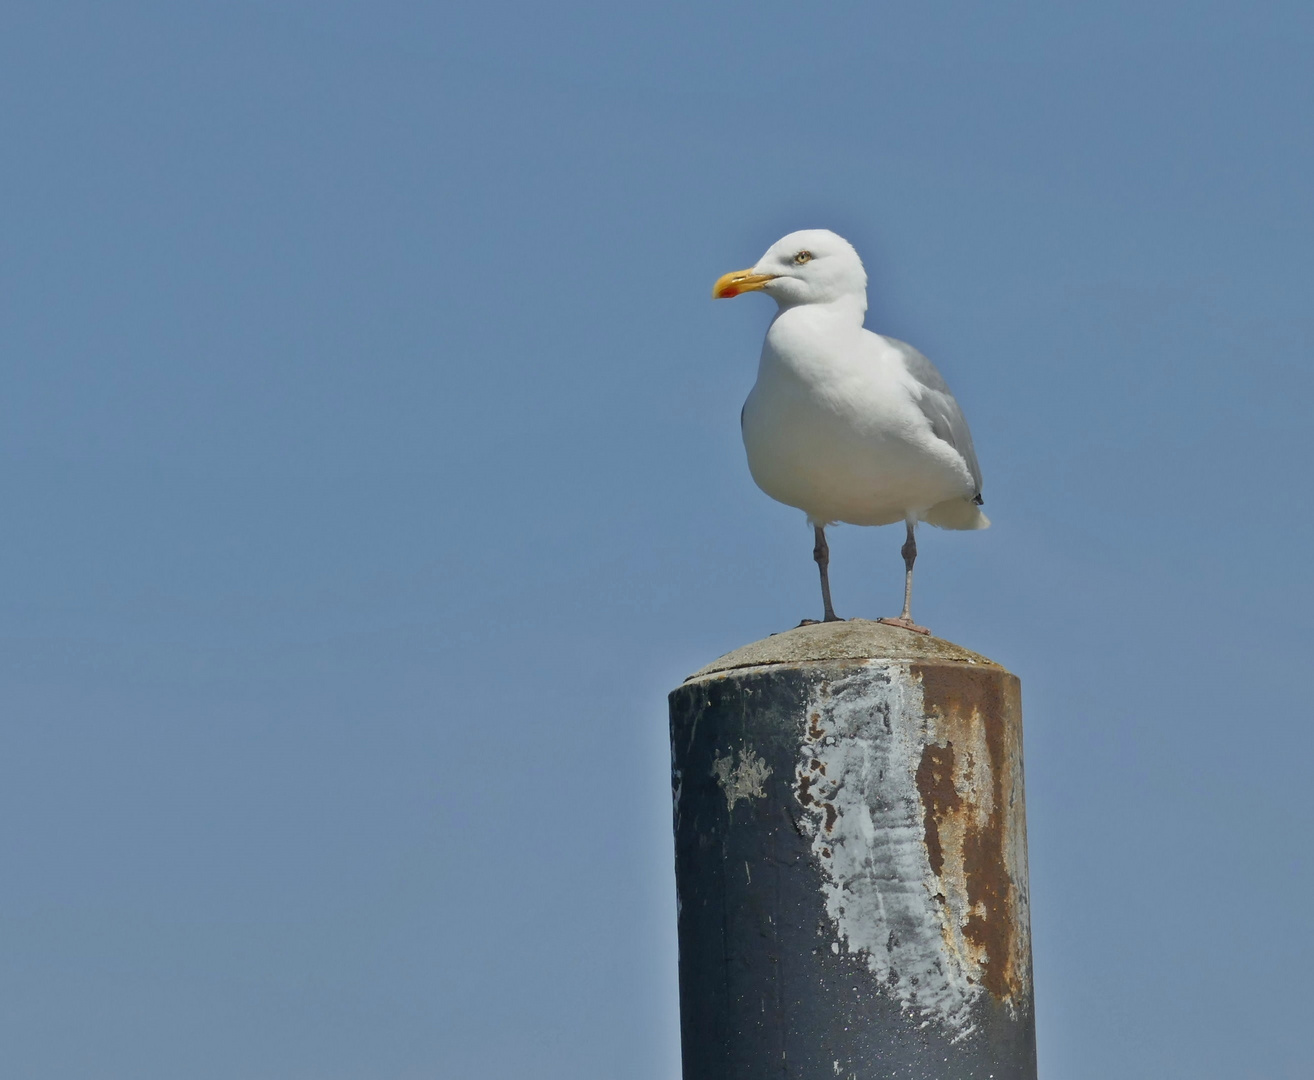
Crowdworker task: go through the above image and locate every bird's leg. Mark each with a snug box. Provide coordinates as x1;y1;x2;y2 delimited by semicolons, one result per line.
816;525;841;623
799;525;841;625
879;521;931;635
899;523;916;620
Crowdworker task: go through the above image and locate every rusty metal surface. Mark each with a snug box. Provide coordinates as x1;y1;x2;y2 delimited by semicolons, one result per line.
670;637;1035;1080
915;663;1031;1006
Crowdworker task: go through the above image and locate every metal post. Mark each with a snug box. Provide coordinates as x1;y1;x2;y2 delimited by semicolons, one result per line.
669;620;1036;1079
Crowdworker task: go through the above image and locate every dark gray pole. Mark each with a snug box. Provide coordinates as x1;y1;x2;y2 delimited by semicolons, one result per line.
669;620;1036;1080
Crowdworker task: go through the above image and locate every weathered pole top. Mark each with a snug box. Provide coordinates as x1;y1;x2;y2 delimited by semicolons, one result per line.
671;618;1036;1076
686;618;1004;683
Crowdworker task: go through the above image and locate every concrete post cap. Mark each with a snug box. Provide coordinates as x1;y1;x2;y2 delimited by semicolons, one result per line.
687;618;1005;683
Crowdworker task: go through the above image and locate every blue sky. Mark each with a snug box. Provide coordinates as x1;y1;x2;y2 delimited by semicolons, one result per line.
2;2;1312;1077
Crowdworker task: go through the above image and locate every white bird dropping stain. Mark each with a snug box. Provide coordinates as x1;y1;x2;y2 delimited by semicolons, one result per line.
794;664;982;1038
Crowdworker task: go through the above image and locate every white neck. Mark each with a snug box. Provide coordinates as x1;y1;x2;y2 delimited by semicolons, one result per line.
770;293;867;327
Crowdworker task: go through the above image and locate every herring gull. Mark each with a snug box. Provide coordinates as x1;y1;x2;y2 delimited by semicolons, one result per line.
713;229;987;634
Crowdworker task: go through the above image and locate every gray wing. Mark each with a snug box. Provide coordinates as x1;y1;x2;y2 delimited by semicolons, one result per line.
882;336;984;502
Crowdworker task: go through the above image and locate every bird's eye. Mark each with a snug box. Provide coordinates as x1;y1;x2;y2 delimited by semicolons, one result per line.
793;250;814;265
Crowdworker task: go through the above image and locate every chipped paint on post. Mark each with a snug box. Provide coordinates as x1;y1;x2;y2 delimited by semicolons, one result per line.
669;619;1036;1080
794;664;1030;1039
795;666;978;1035
712;747;772;813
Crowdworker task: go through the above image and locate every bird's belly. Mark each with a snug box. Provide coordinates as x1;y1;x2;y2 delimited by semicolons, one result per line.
742;390;969;526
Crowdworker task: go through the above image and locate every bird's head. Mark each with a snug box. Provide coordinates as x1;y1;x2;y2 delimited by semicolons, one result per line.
712;229;868;310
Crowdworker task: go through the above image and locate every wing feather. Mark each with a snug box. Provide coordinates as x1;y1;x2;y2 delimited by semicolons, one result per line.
882;336;984;501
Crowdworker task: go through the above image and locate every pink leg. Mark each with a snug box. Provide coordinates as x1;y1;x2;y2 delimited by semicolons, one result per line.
878;520;930;635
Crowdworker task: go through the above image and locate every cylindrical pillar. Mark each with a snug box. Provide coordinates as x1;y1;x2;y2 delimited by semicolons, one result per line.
669;620;1035;1080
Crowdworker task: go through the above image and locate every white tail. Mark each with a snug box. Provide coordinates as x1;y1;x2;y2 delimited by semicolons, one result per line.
921;498;990;531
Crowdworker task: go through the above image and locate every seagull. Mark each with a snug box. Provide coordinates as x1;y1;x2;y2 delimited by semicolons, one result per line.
713;229;987;634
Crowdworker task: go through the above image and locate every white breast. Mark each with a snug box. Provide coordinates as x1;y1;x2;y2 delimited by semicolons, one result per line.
740;310;975;527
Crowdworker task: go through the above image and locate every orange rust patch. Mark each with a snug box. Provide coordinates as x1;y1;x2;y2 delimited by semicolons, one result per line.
808;712;824;740
914;742;961;879
797;710;839;836
914;663;1028;1005
797;774;815;806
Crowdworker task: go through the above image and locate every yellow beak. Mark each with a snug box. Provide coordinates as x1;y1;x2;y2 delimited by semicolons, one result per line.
712;269;776;299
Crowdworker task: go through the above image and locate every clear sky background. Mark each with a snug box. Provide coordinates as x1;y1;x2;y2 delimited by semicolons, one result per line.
2;2;1312;1077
